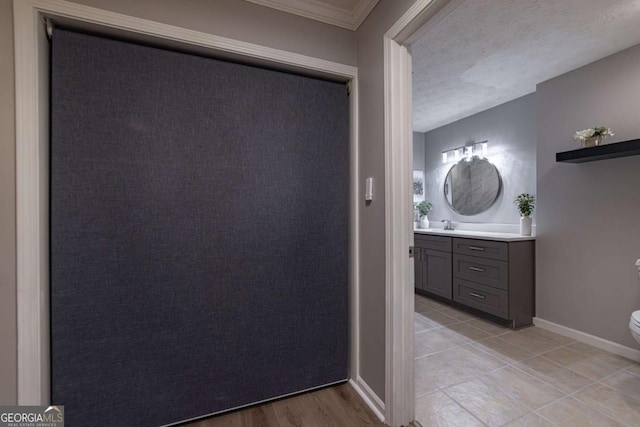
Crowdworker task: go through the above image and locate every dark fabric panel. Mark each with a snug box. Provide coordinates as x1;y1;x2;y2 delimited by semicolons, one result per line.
51;29;349;427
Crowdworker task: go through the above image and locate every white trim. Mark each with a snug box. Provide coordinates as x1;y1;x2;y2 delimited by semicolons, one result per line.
534;317;640;362
14;0;51;405
349;377;385;422
382;1;463;425
351;0;380;29
244;0;379;31
24;0;357;78
349;79;361;390
15;0;360;411
383;34;415;427
399;0;466;46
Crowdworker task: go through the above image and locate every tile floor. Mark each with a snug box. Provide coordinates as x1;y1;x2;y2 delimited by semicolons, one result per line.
414;293;640;427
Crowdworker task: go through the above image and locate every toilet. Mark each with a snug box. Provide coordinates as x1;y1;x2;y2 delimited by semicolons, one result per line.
631;259;640;345
631;311;640;345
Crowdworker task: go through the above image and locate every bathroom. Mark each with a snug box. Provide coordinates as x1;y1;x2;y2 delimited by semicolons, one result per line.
410;1;640;425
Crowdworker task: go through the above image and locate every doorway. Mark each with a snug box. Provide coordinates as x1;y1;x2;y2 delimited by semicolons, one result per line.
382;1;458;425
387;0;640;426
14;0;359;412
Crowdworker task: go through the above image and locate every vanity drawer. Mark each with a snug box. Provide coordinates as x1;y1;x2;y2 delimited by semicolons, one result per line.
453;254;508;290
453;278;508;319
453;238;508;261
415;234;452;252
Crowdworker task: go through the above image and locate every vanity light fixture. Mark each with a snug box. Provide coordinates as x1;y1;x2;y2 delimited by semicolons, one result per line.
481;142;488;158
441;140;489;163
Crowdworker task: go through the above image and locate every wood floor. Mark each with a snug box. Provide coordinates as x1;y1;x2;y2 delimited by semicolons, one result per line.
182;383;386;426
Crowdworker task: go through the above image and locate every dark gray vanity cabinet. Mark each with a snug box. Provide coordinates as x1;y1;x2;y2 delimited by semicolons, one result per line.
415;233;535;328
451;237;535;328
414;234;452;300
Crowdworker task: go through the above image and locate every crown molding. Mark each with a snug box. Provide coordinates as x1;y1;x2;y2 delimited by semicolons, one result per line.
245;0;379;30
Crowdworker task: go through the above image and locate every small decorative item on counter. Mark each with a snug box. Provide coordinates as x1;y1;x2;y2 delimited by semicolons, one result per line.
573;126;614;148
514;193;535;236
416;200;433;229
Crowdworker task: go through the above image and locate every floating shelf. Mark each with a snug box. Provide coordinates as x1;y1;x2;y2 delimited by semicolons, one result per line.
556;139;640;163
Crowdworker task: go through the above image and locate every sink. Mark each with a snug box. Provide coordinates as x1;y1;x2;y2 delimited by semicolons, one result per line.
414;227;534;241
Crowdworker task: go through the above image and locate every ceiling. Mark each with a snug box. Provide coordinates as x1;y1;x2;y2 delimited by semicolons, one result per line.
412;0;640;133
245;0;379;30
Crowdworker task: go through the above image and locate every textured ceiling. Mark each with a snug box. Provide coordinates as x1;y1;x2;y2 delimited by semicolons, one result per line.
245;0;379;30
412;0;640;133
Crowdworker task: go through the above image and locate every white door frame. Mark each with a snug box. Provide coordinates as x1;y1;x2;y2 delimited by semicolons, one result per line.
14;0;360;407
383;1;457;425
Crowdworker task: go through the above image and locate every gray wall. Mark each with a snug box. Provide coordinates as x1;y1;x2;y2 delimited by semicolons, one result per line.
1;0;428;407
67;0;356;66
421;94;537;223
537;44;640;348
0;0;356;405
0;0;16;405
413;132;425;171
355;0;417;400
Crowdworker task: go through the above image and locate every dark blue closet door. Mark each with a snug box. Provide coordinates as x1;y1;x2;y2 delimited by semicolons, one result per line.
50;29;349;427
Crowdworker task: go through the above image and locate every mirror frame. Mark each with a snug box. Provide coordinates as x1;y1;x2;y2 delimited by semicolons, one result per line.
443;157;502;215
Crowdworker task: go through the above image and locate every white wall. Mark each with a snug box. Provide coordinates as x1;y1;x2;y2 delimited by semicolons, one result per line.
420;93;537;223
537;43;640;349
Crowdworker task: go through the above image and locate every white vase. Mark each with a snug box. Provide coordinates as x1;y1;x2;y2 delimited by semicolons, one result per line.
520;216;532;236
420;215;430;229
583;135;603;148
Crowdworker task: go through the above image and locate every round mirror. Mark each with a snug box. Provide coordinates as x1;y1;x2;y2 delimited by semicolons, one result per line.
444;157;501;215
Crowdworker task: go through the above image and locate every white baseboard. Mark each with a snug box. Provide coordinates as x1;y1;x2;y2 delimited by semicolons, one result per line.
534;317;640;362
349;376;385;422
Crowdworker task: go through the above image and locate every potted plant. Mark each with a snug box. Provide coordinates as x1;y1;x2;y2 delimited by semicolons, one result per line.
514;193;535;236
416;200;433;229
573;126;614;148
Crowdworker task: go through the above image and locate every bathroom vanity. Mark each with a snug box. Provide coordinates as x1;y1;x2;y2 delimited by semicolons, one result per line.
414;229;535;329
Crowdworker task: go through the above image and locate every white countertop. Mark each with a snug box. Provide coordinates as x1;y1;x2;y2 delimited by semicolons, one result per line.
414;228;536;242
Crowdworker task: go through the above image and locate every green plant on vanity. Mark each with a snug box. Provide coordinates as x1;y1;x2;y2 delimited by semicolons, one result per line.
514;193;535;236
514;193;535;217
416;200;433;228
416;200;433;217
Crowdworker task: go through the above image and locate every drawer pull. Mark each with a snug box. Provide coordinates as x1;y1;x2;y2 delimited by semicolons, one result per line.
468;246;485;251
469;266;485;272
469;292;485;299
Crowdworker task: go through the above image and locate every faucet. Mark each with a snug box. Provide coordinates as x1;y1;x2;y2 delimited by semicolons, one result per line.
442;219;454;230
